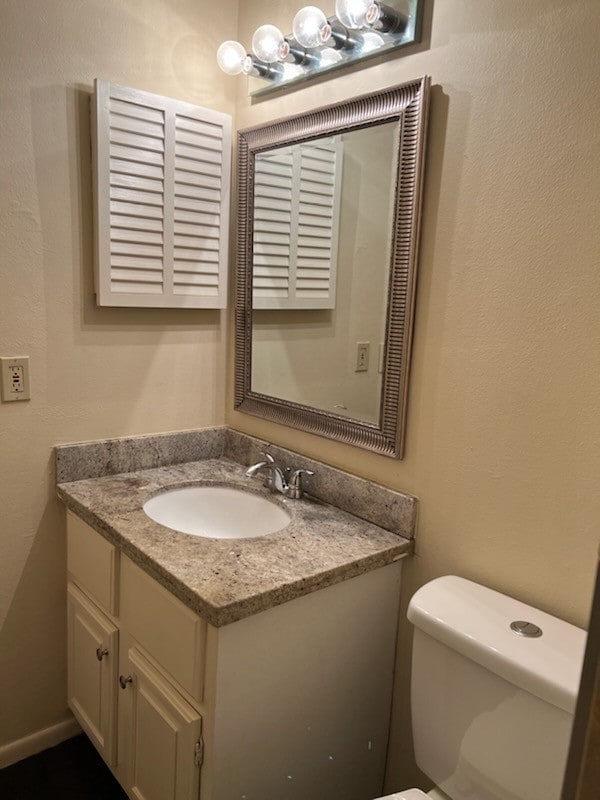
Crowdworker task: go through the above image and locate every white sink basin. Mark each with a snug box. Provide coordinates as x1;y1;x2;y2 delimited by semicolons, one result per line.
143;486;291;539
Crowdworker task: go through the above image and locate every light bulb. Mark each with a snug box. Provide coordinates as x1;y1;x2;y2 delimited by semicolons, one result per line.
334;0;379;30
319;48;343;66
359;31;385;53
292;6;331;49
281;63;305;79
216;40;248;76
252;24;289;63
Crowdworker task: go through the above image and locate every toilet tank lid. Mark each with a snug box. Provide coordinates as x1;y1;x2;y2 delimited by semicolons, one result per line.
407;575;586;714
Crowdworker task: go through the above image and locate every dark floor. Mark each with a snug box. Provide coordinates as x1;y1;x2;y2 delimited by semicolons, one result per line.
0;734;128;799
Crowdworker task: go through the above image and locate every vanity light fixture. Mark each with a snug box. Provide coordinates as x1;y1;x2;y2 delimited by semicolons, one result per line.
217;40;284;79
216;0;422;96
252;22;320;68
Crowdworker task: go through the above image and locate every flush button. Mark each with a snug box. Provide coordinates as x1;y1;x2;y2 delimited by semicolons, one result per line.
510;620;543;637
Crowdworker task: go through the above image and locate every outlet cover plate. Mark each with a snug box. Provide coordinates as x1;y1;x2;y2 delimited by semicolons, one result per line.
1;356;31;402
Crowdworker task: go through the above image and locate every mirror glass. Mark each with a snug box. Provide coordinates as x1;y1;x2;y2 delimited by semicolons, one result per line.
235;79;430;457
251;122;398;424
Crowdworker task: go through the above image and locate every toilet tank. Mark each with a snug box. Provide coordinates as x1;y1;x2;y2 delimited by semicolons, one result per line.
407;576;586;800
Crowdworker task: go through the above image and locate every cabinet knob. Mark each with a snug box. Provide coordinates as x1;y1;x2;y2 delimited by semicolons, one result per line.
96;647;109;661
119;674;133;689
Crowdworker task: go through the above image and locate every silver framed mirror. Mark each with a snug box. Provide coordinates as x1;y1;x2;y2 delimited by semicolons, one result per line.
235;77;430;458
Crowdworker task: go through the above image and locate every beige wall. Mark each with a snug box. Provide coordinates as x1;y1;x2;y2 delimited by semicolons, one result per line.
228;0;600;791
0;0;237;749
2;0;599;791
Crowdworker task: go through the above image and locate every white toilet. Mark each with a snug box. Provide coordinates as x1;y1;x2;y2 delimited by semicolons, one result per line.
377;575;586;800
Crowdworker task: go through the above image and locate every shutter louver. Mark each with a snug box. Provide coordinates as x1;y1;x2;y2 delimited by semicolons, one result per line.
93;80;231;308
252;149;294;302
296;141;341;304
108;98;166;296
252;138;342;310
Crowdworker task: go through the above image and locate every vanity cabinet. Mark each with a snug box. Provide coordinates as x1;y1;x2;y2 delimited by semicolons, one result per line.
66;510;403;800
67;512;202;800
66;583;118;765
116;646;202;800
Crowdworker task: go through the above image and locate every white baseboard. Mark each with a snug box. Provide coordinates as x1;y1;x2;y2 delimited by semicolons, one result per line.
0;716;82;769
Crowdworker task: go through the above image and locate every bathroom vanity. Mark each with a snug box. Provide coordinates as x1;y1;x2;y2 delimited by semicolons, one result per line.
57;431;416;800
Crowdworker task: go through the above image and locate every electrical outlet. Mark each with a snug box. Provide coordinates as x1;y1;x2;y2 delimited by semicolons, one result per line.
355;342;369;372
1;357;31;402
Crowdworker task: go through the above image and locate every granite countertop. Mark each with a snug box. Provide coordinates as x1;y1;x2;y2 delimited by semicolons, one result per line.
58;458;413;627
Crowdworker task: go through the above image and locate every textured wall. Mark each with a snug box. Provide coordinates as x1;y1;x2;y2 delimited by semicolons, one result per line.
228;0;600;791
2;0;599;791
0;0;237;749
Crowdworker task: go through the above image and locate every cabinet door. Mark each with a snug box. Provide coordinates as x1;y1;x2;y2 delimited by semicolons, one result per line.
119;646;202;800
67;583;118;765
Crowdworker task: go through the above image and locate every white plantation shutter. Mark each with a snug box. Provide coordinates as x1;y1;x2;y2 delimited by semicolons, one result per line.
252;138;342;310
295;141;341;304
252;148;294;302
92;80;231;308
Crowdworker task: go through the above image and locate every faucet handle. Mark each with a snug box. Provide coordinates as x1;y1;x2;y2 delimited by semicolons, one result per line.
259;451;275;463
288;469;315;499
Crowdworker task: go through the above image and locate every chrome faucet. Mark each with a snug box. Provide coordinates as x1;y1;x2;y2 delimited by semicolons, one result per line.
245;452;314;499
245;452;288;493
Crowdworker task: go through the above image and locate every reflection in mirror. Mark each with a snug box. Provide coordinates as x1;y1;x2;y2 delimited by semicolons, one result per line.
251;123;398;423
235;78;430;457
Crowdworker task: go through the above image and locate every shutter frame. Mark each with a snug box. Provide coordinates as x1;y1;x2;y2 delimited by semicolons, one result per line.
92;80;231;308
